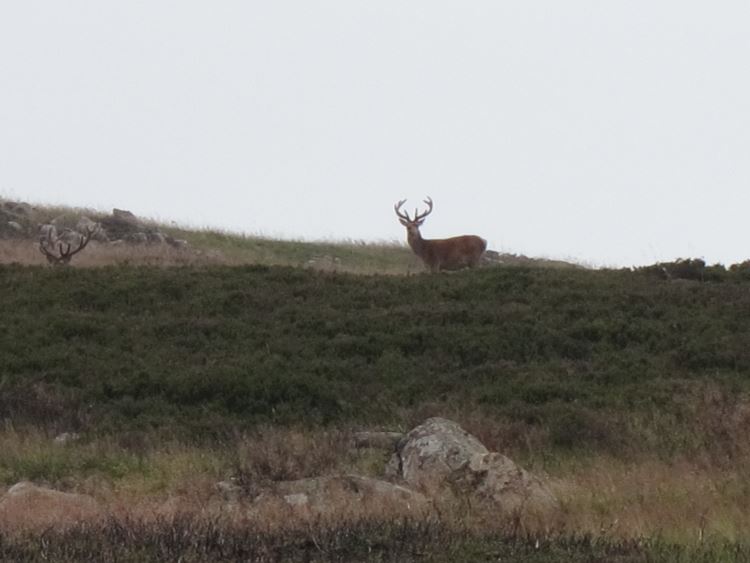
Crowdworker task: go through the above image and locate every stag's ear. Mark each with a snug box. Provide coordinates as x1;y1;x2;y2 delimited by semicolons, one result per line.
399;219;409;226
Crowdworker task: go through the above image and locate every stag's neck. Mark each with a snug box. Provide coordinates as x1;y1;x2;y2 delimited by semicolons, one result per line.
407;231;427;256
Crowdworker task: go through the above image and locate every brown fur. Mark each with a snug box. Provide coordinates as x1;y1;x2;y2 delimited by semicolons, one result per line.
407;232;487;272
396;197;486;272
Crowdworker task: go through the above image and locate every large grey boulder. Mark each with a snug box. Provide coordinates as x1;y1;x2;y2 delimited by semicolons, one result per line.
99;208;146;241
385;417;488;489
0;481;103;530
386;418;558;517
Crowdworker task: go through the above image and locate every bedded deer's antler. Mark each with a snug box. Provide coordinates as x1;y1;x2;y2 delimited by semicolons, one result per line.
39;224;100;266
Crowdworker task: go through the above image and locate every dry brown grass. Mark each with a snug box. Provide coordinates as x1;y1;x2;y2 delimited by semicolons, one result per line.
0;239;235;267
0;235;418;273
2;424;750;543
548;456;750;543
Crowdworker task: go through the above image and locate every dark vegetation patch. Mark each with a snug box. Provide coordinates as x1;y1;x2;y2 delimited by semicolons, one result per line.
2;264;750;457
0;516;747;563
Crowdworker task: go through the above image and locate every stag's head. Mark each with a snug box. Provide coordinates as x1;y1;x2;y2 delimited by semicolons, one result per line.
394;196;433;240
39;224;100;266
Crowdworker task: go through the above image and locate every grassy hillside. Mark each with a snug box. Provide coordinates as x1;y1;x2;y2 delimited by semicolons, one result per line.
4;201;750;559
0;197;579;272
2;263;750;456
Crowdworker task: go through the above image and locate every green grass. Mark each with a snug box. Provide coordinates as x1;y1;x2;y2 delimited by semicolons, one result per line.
169;227;421;272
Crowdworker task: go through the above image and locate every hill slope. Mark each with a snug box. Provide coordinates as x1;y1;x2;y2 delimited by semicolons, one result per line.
0;198;579;272
2;263;749;458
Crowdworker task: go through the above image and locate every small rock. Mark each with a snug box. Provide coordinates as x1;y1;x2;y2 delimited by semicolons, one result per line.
125;232;149;244
54;432;81;445
283;493;309;507
147;232;166;244
215;480;242;501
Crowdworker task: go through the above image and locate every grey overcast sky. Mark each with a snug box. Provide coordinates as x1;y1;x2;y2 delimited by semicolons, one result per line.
1;2;749;267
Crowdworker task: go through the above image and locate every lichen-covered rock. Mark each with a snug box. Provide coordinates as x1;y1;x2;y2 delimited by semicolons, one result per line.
387;418;559;518
385;417;488;489
451;452;559;515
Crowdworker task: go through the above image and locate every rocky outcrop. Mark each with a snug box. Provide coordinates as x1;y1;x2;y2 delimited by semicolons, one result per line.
98;208;186;247
97;208;145;241
216;419;558;525
386;418;559;517
0;482;104;530
0;201;33;237
251;475;429;517
482;250;581;269
0;199;187;249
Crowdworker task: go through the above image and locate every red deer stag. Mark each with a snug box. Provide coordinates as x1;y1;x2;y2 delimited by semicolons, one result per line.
394;197;486;272
39;224;100;266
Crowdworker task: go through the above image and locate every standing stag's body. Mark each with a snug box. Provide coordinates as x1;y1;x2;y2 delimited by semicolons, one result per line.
395;197;486;272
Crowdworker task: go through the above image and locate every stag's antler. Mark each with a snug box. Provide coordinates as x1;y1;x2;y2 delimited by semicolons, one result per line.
39;224;100;266
394;199;411;222
413;197;433;223
394;197;433;224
